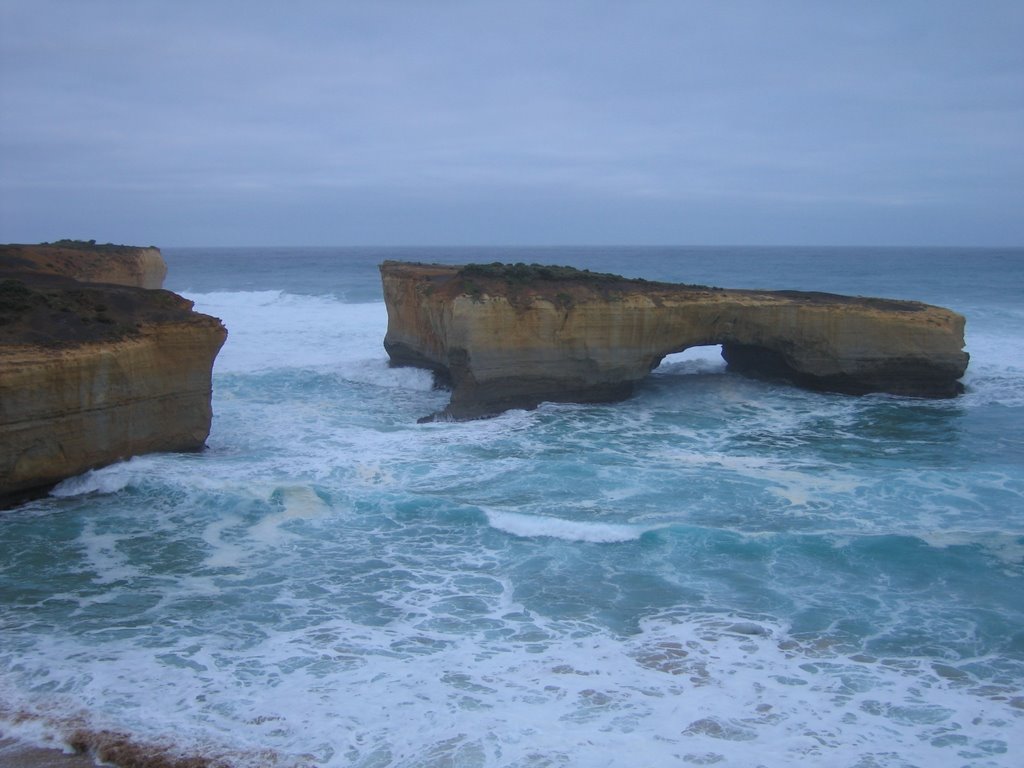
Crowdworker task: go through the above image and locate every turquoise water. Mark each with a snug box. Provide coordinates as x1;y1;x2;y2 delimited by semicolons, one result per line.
1;247;1022;767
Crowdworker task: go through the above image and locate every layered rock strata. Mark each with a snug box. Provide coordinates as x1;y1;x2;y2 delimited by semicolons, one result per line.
381;261;969;420
1;245;226;507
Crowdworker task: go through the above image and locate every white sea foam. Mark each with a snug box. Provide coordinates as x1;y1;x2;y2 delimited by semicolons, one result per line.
484;509;651;543
665;451;870;512
961;319;1024;407
71;522;142;585
1;606;1019;768
246;486;332;545
188;292;397;377
4;260;1023;767
655;345;727;374
50;457;151;498
916;530;1024;566
199;512;249;569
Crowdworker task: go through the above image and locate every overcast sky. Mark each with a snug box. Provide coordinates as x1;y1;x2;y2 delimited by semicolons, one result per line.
1;1;1022;247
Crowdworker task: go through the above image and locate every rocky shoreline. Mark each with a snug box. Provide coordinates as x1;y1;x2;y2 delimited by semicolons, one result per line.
0;729;234;768
0;738;97;768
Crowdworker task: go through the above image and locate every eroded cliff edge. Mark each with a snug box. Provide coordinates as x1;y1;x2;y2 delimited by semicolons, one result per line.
1;243;226;507
381;261;969;420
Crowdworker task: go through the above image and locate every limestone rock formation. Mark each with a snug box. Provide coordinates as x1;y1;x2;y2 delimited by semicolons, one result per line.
1;244;226;507
381;261;969;420
0;240;168;289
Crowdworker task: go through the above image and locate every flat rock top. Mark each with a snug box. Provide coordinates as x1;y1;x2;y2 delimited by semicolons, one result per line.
380;260;936;314
0;242;164;288
1;245;216;351
0;273;214;350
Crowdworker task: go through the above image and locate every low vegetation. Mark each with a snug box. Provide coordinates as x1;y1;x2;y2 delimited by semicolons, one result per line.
456;262;719;298
40;239;148;251
458;262;650;285
0;278;134;339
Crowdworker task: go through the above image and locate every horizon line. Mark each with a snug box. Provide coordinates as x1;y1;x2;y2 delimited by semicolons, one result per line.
150;242;1024;250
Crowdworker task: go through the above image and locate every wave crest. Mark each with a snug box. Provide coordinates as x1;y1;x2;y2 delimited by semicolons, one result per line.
484;509;652;543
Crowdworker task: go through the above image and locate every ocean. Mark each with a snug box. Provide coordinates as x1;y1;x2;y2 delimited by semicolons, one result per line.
1;246;1022;767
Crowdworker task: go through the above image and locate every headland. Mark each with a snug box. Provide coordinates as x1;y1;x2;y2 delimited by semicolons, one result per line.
0;241;226;508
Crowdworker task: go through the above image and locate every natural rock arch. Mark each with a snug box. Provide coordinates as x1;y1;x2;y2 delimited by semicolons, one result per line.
380;261;969;421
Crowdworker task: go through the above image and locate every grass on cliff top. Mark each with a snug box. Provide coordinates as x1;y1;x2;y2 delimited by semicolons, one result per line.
459;262;642;284
458;262;717;290
38;239;155;251
0;277;193;346
450;262;720;308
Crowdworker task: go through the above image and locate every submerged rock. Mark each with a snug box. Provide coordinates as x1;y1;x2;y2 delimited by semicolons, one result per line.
0;243;226;508
380;261;969;420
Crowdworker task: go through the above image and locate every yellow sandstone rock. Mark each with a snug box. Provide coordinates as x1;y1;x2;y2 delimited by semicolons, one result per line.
0;243;226;506
381;261;969;420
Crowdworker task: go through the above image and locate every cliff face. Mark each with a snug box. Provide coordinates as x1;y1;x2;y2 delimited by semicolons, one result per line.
381;261;969;420
0;245;225;507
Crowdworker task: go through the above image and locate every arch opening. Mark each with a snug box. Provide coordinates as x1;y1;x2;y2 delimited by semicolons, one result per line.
654;344;726;376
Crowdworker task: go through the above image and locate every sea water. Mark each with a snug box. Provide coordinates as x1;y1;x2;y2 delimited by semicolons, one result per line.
1;247;1022;767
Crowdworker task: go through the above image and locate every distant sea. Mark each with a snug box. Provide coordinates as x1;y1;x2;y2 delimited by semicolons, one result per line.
1;246;1022;767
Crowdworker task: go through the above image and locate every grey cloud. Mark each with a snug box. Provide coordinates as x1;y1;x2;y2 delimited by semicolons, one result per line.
1;0;1022;245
